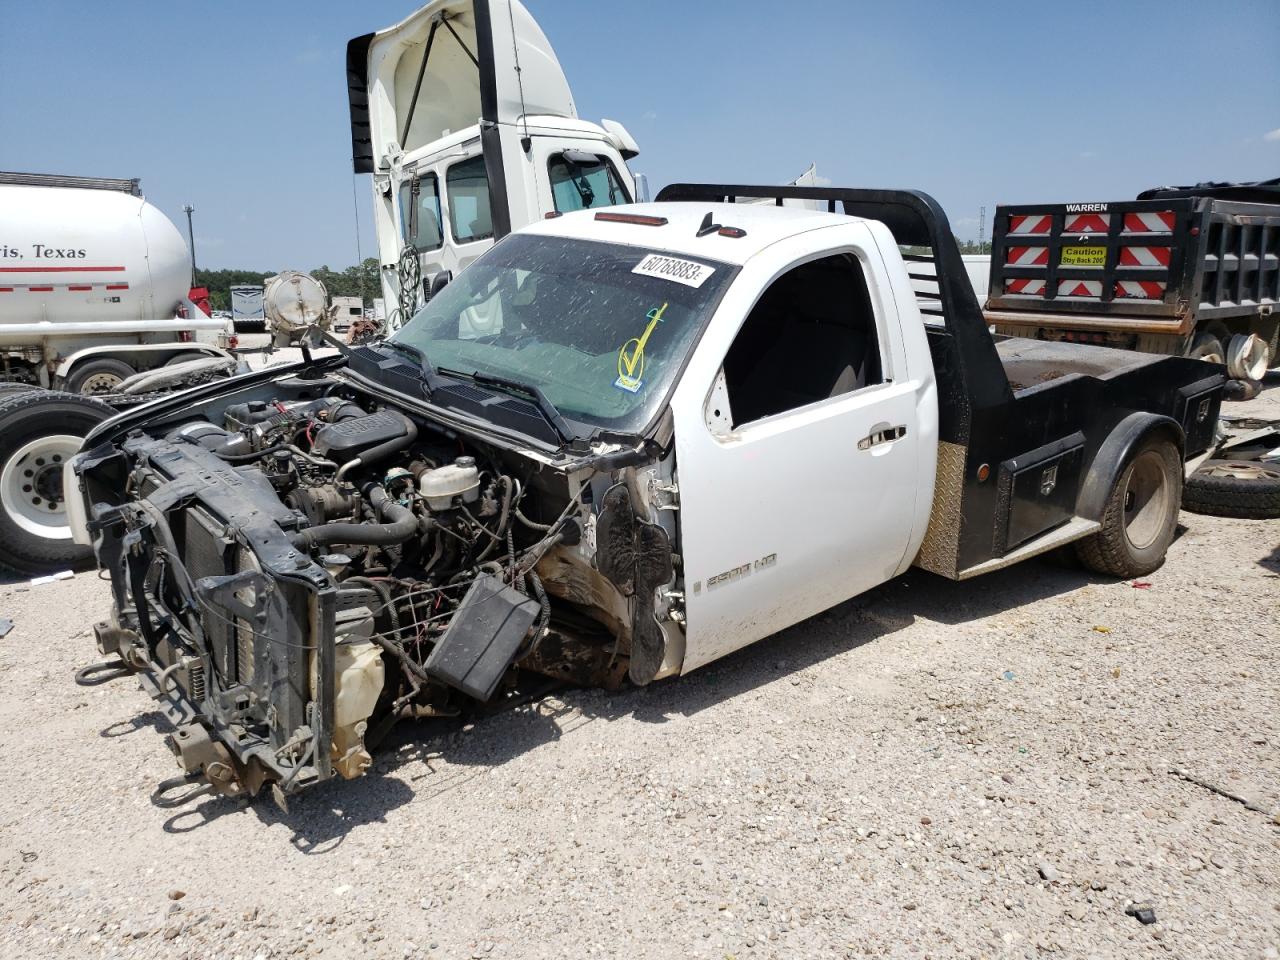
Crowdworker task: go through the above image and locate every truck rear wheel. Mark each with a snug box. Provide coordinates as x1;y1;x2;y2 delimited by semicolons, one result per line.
0;391;113;574
65;358;135;395
1076;435;1182;578
1186;333;1225;364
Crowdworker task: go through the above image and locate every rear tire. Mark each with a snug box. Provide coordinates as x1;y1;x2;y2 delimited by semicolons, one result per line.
65;358;135;395
1183;459;1280;520
0;391;113;574
1186;333;1225;364
1076;435;1182;578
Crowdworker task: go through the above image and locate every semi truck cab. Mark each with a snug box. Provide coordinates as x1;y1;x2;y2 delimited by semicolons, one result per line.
347;0;641;329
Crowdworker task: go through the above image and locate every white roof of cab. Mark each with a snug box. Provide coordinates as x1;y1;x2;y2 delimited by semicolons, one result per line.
517;202;860;265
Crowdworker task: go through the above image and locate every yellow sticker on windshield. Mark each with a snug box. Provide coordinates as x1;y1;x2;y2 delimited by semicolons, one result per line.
615;302;667;394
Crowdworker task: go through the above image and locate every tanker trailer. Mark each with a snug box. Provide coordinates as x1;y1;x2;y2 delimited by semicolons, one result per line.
0;171;234;394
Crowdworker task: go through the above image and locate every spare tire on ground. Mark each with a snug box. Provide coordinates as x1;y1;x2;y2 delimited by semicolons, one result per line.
0;390;114;574
1183;459;1280;520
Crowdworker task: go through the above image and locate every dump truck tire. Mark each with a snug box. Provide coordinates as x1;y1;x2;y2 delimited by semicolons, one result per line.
1187;333;1225;364
0;390;113;574
1182;459;1280;520
1076;434;1182;578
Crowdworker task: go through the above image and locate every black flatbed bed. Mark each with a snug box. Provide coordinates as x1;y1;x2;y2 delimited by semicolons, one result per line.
658;183;1227;578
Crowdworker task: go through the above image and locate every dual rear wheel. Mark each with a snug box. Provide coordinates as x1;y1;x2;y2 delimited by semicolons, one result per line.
0;390;113;574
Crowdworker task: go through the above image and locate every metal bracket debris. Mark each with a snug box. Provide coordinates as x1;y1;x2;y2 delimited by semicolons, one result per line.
1170;766;1277;820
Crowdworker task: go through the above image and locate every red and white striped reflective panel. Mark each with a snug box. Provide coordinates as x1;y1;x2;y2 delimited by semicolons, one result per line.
1122;211;1175;233
1005;245;1049;266
1064;213;1110;233
1057;279;1103;298
1009;214;1052;235
1005;278;1046;295
0;282;129;294
1117;246;1171;268
1114;281;1166;299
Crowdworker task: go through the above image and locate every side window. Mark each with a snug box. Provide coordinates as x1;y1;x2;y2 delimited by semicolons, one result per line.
548;153;631;212
398;181;412;245
446;155;493;244
398;175;443;251
413;174;442;250
721;253;883;427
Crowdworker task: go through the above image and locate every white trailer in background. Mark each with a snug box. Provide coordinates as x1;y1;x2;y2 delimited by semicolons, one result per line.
330;295;364;334
230;284;266;333
0;172;233;394
347;0;642;328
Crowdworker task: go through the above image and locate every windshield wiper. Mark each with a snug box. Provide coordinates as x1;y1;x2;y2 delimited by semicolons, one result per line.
437;367;575;447
377;339;442;393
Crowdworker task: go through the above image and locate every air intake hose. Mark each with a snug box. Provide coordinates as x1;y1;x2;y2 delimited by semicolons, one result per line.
292;484;418;549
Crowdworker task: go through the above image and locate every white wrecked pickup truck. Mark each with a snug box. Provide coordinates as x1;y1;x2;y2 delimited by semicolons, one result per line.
70;185;1223;806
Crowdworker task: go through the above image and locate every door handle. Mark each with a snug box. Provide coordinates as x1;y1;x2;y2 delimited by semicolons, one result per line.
858;425;907;450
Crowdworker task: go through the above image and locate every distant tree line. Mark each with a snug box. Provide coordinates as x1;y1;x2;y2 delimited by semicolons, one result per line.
195;258;380;312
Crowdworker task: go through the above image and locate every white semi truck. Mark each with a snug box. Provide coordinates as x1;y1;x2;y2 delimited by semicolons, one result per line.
0;172;234;393
347;0;642;328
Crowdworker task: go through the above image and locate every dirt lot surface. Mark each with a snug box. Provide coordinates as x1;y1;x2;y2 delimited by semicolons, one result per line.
1;381;1277;960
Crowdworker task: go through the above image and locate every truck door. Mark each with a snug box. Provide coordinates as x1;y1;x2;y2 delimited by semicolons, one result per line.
672;239;927;671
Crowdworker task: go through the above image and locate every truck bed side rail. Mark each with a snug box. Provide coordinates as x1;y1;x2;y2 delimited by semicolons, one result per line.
655;183;1014;442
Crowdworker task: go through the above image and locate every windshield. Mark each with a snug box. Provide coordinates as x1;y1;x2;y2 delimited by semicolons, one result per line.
390;233;734;435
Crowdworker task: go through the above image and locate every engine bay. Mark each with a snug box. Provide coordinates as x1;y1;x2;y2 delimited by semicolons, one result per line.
73;365;682;804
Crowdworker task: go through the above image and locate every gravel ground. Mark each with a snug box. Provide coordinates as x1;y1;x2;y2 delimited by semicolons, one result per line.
1;380;1276;960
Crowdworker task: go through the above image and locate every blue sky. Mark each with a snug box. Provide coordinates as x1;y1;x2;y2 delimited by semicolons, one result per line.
3;1;1276;270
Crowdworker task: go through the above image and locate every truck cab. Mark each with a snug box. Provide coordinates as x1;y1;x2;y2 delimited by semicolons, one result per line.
347;0;641;327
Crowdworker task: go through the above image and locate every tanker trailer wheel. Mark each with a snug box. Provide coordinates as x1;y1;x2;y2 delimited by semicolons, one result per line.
1076;434;1182;579
65;358;136;395
0;391;113;574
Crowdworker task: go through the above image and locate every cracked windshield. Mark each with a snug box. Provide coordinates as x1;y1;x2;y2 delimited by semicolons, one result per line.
390;234;734;433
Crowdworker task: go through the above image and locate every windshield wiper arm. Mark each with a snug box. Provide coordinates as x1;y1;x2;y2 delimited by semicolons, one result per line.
377;339;442;393
438;367;575;446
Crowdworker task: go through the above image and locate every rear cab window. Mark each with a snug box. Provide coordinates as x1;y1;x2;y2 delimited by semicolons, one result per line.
548;153;631;213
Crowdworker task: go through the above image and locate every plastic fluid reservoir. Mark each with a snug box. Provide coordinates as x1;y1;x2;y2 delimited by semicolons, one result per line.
419;456;480;510
331;640;384;779
334;641;384;730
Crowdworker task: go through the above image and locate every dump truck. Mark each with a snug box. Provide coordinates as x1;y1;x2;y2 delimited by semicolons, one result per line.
67;184;1224;807
985;180;1279;384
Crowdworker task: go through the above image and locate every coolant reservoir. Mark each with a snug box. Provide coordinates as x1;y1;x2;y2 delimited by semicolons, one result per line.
332;641;384;779
419;456;480;511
